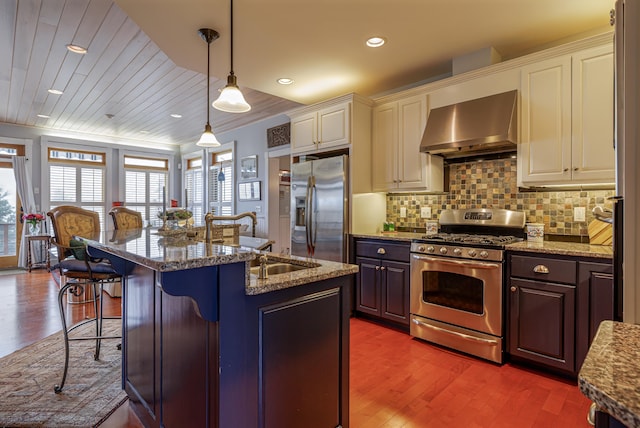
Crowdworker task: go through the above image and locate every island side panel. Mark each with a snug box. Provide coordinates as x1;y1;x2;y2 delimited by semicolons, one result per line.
218;270;352;428
260;288;343;427
123;263;161;426
160;266;220;428
123;262;224;428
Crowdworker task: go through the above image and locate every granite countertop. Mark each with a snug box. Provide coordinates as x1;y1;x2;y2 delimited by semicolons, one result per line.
84;228;260;271
84;228;358;296
579;321;640;427
351;231;424;242
507;240;613;259
245;253;359;296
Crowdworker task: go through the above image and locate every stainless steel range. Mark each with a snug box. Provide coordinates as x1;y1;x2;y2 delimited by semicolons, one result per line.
410;208;525;363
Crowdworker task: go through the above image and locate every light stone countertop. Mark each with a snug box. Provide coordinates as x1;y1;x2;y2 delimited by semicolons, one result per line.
352;232;614;260
351;232;425;242
84;228;358;296
507;240;613;259
579;321;640;427
244;253;358;296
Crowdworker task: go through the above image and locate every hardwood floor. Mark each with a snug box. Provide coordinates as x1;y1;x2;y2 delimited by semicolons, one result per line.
0;270;592;427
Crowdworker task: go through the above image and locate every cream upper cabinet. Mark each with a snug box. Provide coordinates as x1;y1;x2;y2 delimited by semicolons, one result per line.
290;102;350;154
372;94;443;192
287;93;373;194
518;44;614;186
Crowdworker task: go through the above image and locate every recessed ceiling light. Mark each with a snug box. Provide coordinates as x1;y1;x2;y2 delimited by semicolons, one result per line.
366;37;386;48
48;89;63;95
277;78;294;85
140;130;150;134
37;114;50;118
170;114;182;118
66;44;87;54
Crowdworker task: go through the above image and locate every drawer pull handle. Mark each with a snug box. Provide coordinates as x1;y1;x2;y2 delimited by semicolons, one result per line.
533;264;549;274
377;248;386;255
510;286;517;292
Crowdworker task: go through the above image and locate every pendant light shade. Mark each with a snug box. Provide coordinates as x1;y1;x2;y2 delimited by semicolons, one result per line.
197;28;222;147
213;0;251;113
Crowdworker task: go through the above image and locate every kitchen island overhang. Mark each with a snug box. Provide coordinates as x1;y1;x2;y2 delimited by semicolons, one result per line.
83;228;358;428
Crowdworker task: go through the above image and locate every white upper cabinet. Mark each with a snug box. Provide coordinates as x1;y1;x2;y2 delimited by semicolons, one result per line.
518;44;614;187
287;93;373;194
372;94;443;192
290;100;351;154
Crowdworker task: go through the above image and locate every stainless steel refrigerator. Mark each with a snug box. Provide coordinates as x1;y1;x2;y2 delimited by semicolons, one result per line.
290;155;348;262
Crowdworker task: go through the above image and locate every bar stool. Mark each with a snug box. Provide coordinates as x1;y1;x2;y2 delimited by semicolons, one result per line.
47;206;122;393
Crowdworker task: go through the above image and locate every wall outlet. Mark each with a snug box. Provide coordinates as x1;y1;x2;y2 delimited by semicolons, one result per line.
420;206;432;218
400;207;407;218
574;206;586;222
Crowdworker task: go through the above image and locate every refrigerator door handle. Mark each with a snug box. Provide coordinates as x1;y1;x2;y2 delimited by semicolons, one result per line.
305;176;315;256
310;178;318;254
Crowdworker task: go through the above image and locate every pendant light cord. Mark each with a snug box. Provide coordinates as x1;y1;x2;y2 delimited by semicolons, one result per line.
206;37;211;124
229;0;234;76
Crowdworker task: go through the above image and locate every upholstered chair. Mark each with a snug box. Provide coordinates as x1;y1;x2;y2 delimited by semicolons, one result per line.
47;205;121;393
108;206;143;230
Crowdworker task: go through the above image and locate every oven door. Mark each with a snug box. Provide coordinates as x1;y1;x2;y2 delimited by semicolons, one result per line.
410;253;503;337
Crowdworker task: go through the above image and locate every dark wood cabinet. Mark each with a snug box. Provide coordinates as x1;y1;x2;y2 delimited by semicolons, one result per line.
576;261;614;371
509;277;576;372
354;240;410;326
507;252;614;377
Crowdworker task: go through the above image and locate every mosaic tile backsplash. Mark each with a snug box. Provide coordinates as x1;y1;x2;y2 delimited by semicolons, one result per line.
386;158;614;237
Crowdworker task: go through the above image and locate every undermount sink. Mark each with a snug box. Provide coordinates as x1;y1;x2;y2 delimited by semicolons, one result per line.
250;263;309;275
248;257;320;276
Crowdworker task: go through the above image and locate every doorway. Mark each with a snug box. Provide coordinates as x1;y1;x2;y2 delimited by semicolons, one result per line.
0;144;25;268
267;153;291;254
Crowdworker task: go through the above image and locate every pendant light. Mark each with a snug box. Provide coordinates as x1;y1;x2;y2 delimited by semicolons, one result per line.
217;163;226;182
212;0;251;113
197;28;222;147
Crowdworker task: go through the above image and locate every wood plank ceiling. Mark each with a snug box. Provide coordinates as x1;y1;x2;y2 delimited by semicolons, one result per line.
0;0;300;147
0;0;612;148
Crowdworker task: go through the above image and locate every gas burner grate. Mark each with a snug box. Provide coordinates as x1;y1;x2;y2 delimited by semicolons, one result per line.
421;233;522;246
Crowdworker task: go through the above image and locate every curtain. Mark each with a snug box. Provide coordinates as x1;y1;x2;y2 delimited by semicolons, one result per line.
12;156;36;268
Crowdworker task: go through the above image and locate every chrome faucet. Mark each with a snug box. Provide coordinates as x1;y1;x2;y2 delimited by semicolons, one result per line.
258;254;269;279
204;210;215;242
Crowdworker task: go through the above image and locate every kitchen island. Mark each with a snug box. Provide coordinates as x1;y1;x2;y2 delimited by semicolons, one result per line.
84;228;358;428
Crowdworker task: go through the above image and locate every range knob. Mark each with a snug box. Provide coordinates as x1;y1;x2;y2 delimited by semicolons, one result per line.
467;249;477;257
427;246;435;253
479;250;489;259
416;245;426;252
453;248;462;256
439;247;448;255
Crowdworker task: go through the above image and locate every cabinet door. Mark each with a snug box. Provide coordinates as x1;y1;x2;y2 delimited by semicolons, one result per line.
575;261;614;370
509;278;576;373
571;45;615;183
260;288;343;428
318;102;350;149
398;94;429;189
291;112;317;154
381;260;410;325
355;256;381;316
519;56;572;185
372;102;399;191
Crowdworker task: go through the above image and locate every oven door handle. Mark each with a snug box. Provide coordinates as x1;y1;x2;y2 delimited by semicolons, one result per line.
411;254;501;269
412;318;499;346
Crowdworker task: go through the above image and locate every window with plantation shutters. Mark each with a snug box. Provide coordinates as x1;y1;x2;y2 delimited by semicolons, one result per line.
123;155;168;227
48;148;107;229
185;159;203;223
209;161;233;216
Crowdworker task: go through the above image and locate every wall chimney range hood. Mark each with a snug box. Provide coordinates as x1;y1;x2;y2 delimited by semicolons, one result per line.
419;90;518;159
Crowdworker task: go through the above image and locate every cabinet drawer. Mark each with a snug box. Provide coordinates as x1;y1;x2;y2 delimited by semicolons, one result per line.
510;255;576;284
355;241;410;261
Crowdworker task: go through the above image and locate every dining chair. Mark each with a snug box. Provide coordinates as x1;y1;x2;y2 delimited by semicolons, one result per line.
47;205;122;393
108;206;143;230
